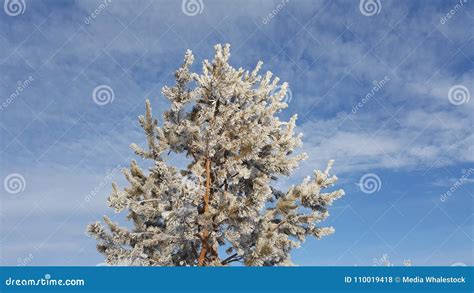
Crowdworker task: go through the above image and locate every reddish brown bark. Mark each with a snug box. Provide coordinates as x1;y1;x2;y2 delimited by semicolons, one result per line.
204;158;211;213
198;158;212;266
198;230;209;266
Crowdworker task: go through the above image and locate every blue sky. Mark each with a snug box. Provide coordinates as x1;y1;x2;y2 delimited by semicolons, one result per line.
0;0;472;266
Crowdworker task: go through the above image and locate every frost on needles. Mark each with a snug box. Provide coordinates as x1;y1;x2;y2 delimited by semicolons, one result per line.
87;44;345;266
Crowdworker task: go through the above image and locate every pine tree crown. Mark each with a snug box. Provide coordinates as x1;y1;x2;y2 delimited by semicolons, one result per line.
87;44;344;266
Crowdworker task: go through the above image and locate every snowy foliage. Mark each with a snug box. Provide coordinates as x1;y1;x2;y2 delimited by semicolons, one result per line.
87;44;344;266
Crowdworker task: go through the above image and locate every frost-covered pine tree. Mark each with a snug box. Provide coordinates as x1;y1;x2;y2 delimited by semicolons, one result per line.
87;44;344;266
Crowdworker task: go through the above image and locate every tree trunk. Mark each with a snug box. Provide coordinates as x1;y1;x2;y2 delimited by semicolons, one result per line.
198;158;212;266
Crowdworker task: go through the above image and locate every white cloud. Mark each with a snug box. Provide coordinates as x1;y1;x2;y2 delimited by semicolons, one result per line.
297;106;473;175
